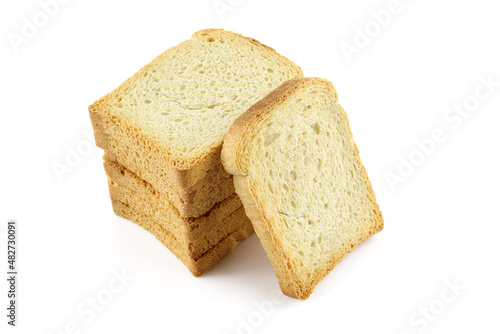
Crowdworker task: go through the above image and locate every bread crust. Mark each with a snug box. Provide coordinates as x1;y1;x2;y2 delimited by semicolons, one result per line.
222;78;383;299
105;159;244;241
110;182;248;260
104;157;235;218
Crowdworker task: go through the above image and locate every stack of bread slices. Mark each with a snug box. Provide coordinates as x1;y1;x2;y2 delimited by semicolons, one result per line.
90;29;384;299
89;29;303;276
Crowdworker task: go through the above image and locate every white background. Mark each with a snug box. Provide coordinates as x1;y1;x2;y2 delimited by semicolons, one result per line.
1;0;499;333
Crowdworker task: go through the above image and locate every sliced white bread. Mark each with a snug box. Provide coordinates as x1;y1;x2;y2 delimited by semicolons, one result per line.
222;78;384;299
89;29;303;205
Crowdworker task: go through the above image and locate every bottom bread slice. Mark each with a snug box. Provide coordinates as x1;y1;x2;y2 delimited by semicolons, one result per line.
105;159;243;240
110;180;250;259
112;199;254;276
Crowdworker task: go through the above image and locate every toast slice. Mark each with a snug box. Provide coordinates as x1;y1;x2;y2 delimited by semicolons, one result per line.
106;159;254;275
89;29;303;200
104;159;243;241
110;183;249;262
112;200;253;276
104;157;235;218
221;78;383;299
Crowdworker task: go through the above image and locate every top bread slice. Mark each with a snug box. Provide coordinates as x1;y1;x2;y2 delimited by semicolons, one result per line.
221;78;384;300
89;29;303;197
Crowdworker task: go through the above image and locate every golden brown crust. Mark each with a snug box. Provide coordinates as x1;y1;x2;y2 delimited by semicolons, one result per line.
104;158;243;240
103;157;235;218
222;78;383;300
110;183;249;260
112;200;254;277
89;102;222;189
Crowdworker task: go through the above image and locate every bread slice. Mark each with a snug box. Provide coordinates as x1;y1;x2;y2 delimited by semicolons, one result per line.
221;78;384;299
104;157;235;218
112;199;253;276
106;158;254;275
104;159;243;241
110;182;249;261
89;28;303;202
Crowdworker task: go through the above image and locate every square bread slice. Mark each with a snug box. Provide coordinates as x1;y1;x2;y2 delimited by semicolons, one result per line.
112;199;253;277
221;78;384;299
104;157;235;218
109;183;247;260
89;28;303;203
109;184;249;260
105;159;244;241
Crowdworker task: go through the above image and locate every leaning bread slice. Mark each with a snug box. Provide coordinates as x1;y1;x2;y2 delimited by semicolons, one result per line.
89;28;303;200
222;78;383;300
